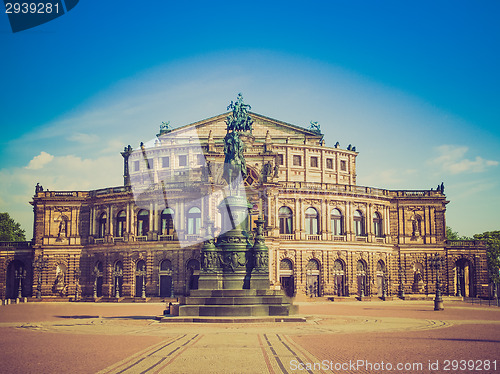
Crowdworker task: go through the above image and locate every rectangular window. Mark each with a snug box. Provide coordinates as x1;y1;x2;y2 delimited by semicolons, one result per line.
147;159;153;169
133;161;140;171
277;154;284;166
310;156;318;168
326;158;333;169
340;160;347;171
197;153;205;165
178;155;187;167
162;157;170;168
292;155;302;166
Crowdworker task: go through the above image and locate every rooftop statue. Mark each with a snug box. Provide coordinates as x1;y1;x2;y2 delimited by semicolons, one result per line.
309;121;321;134
226;93;253;132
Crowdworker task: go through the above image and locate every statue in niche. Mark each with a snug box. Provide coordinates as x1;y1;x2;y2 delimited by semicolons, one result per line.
411;215;421;237
53;265;66;294
58;219;67;238
262;161;274;182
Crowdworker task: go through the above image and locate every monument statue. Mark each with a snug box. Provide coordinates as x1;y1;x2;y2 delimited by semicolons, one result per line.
222;131;247;187
226;93;253;132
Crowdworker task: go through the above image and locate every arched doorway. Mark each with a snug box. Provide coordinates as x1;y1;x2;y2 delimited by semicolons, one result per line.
279;259;294;297
159;259;173;297
455;258;473;297
93;261;104;298
6;260;27;299
186;259;200;295
333;259;346;296
357;260;367;297
135;260;146;297
306;259;320;297
376;260;386;297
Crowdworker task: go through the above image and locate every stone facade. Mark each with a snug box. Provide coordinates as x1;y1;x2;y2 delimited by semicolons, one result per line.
0;112;489;300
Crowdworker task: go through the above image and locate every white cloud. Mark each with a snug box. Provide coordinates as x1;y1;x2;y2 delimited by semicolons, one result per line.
429;145;498;174
0;152;122;239
67;132;100;144
25;151;54;170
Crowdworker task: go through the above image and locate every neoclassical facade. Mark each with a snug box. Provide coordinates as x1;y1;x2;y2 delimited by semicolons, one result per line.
0;111;489;300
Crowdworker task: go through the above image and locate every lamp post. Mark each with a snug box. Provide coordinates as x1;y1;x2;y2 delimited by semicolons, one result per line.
32;254;48;299
15;266;27;299
74;267;81;301
92;265;102;299
429;253;445;311
113;268;122;298
137;268;147;299
398;266;405;299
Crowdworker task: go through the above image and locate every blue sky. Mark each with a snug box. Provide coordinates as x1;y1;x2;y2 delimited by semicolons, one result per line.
1;1;499;238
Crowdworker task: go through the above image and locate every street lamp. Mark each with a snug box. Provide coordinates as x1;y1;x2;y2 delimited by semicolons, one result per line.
32;254;48;299
74;267;81;301
398;266;405;299
14;266;27;299
136;268;147;299
113;268;122;298
92;264;102;299
429;253;445;311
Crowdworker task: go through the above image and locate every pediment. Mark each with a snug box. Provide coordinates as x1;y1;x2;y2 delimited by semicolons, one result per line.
159;112;321;142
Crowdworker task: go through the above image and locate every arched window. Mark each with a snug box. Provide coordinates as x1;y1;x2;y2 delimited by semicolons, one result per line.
160;259;172;272
333;259;344;273
279;207;293;234
354;210;365;236
187;207;201;235
98;212;107;238
280;259;293;271
160;208;175;235
330;208;343;235
305;207;319;235
373;212;383;237
377;260;386;273
137;210;149;236
357;260;367;273
116;210;126;237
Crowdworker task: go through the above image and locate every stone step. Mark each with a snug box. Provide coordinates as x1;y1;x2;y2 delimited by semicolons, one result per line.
178;304;297;317
179;296;290;306
188;289;286;298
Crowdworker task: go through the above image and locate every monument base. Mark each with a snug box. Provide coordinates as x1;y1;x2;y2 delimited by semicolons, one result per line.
177;289;297;317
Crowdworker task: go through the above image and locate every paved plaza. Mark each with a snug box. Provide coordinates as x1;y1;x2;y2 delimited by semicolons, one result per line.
0;299;499;373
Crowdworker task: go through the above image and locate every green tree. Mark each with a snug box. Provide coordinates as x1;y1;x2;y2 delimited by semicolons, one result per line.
446;226;471;240
0;212;26;241
473;231;500;287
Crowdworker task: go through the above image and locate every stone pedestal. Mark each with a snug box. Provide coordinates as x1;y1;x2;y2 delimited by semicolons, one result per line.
179;196;295;318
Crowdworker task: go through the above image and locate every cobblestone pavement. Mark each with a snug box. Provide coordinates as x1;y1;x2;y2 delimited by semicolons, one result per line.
0;300;499;373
